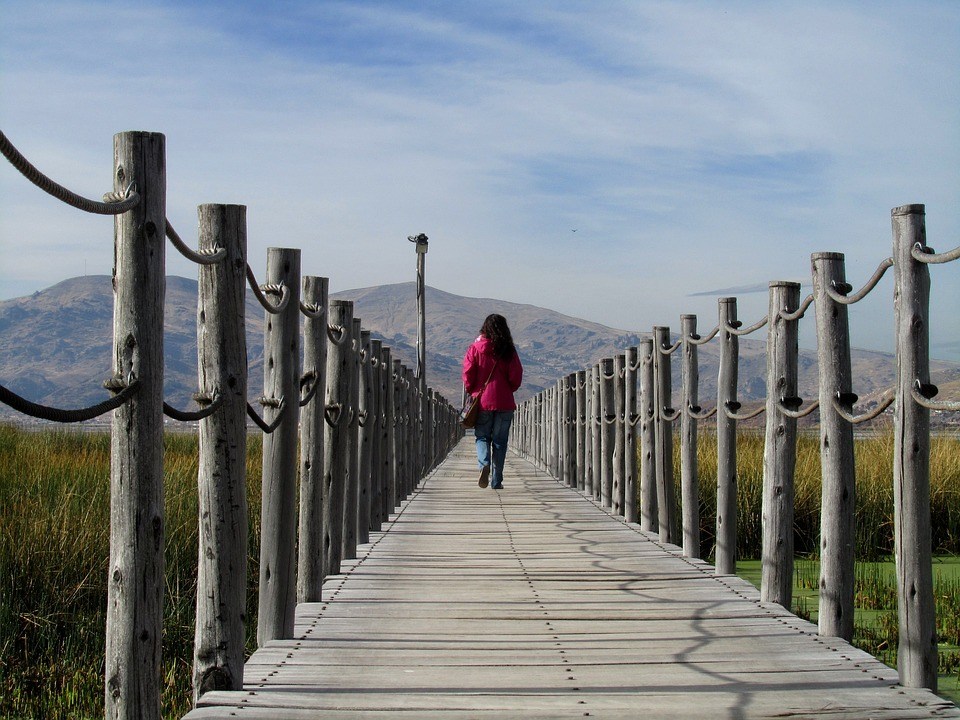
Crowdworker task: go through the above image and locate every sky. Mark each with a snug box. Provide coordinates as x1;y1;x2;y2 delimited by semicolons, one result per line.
1;0;958;360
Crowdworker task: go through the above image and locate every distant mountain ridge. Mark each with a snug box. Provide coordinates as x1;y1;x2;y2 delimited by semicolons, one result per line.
1;276;958;426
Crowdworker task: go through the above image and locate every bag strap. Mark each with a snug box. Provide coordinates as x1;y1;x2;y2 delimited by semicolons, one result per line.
476;361;498;394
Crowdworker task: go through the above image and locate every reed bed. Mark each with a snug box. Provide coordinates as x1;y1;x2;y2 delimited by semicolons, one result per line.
0;425;262;720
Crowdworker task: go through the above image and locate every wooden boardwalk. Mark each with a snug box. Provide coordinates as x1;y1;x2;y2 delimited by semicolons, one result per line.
186;440;959;719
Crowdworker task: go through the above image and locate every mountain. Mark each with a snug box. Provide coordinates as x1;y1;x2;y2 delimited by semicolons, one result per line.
0;276;958;427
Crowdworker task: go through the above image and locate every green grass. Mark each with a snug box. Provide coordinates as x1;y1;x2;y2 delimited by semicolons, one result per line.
736;557;960;706
0;425;263;720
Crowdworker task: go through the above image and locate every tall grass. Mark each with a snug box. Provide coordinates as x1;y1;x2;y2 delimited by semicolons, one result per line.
682;428;960;561
0;425;262;720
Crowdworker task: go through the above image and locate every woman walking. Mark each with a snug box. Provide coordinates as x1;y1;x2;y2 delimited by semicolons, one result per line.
462;314;523;489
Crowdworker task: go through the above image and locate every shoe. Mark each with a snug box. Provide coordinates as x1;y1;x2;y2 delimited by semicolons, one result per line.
478;465;490;488
491;482;503;490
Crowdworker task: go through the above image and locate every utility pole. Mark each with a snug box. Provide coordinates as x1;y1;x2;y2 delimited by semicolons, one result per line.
409;233;429;472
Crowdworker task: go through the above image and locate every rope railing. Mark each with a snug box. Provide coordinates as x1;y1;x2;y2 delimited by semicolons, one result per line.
166;220;226;265
246;263;290;314
825;257;894;305
2;129;466;720
163;392;223;422
0;130;141;215
512;203;953;696
0;379;140;423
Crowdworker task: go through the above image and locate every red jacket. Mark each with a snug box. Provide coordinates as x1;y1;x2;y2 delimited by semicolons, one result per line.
462;336;523;411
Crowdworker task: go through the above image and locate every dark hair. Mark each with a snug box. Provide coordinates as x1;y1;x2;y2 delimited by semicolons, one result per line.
480;313;516;360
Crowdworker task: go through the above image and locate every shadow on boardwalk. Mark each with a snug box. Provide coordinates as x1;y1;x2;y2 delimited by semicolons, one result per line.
186;439;959;719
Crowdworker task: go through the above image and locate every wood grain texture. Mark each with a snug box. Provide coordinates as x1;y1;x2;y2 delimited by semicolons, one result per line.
188;441;959;720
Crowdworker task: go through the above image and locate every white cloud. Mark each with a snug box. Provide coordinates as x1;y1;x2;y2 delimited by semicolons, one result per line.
1;0;957;358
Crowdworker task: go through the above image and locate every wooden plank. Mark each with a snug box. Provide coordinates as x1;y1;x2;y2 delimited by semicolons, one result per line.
184;440;959;719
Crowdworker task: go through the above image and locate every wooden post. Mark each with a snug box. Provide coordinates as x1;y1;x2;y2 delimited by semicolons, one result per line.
107;131;165;720
380;346;395;520
591;364;602;499
679;315;700;559
560;376;570;486
812;252;855;641
624;347;638;524
193;204;248;700
575;370;587;493
638;338;658;533
613;354;626;516
599;357;616;509
891;204;937;689
342;318;362;560
368;338;383;533
323;300;353;579
653;327;677;545
761;282;799;607
357;329;373;546
257;247;301;645
297;276;329;604
405;365;417;493
716;300;738;574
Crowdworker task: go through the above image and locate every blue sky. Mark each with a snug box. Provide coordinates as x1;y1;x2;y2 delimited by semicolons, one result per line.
1;0;958;359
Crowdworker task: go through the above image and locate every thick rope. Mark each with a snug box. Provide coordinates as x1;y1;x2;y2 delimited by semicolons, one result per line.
300;302;325;320
689;325;720;345
324;403;344;428
299;371;319;408
832;390;895;424
246;264;290;315
247;400;285;434
166;220;226;265
912;242;960;265
777;397;820;419
327;324;348;345
0;130;140;215
911;381;960;412
687;404;718;420
659;339;681;355
825;257;894;305
0;379;139;423
163;392;223;422
779;294;815;322
660;406;682;423
723;401;766;421
726;315;768;337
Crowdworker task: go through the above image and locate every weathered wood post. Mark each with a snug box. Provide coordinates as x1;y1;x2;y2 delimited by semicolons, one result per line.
891;204;937;689
341;317;362;560
679;315;700;558
613;354;626;516
380;346;395;521
257;247;302;645
404;365;417;493
357;329;373;546
624;347;639;524
193;204;248;700
591;363;602;499
812;252;856;641
653;326;677;544
393;361;407;502
638;338;658;533
368;338;383;532
761;282;800;607
716;300;738;575
323;300;353;579
576;370;587;492
297;275;329;604
560;375;571;486
566;373;578;487
599;358;616;508
106;130;165;720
